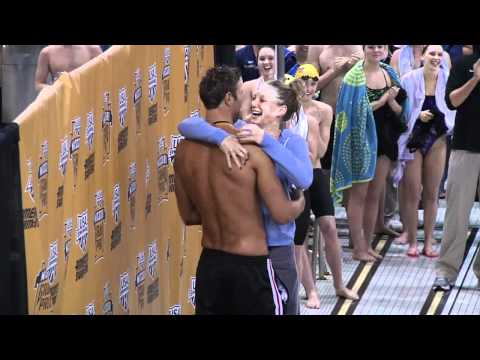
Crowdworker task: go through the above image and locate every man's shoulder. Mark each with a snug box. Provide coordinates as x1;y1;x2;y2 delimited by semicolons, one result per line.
176;138;213;161
242;143;266;163
87;45;102;56
40;45;56;56
309;45;325;54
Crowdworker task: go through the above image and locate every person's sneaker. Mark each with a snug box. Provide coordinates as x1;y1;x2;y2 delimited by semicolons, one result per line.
387;219;403;232
433;277;452;292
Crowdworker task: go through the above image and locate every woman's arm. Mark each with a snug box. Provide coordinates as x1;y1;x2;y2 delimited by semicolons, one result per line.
370;91;390;111
177;116;248;169
177;116;230;145
237;124;313;190
317;104;333;159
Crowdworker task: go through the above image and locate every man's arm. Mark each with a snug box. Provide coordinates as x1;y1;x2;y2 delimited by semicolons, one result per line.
35;47;51;92
306;45;339;91
250;147;305;224
173;144;201;225
447;58;480;109
315;56;354;92
306;45;323;70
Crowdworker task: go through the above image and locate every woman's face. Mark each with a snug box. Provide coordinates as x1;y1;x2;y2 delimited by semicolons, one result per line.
364;45;387;63
422;45;444;70
258;47;276;79
249;84;285;129
301;77;318;101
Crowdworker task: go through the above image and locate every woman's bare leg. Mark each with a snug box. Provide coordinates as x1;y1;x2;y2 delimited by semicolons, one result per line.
402;151;423;256
345;183;375;262
363;156;392;259
319;215;359;300
422;136;447;256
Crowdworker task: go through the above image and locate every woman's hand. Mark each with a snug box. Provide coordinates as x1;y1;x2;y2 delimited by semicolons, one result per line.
387;86;400;103
219;135;249;169
237;123;265;145
419;110;434;123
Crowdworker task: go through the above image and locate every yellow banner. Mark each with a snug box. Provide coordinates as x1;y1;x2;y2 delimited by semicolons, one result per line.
16;45;214;315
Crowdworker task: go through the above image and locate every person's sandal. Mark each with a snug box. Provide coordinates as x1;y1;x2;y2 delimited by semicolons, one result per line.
422;248;439;258
407;246;420;257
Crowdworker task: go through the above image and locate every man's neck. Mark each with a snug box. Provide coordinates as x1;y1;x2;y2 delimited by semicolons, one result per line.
205;108;234;126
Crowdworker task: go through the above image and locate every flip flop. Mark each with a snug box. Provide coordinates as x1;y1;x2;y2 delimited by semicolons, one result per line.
407;247;420;257
422;248;439;258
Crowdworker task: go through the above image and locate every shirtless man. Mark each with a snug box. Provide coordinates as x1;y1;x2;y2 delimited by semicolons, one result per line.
307;45;363;169
174;66;305;315
35;45;102;92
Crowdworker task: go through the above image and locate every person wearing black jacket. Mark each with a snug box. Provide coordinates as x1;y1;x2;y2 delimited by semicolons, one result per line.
434;45;480;291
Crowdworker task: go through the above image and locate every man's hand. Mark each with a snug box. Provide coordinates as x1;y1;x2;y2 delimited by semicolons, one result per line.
473;59;480;80
219;135;249;169
237;123;265;145
333;57;350;74
348;52;363;67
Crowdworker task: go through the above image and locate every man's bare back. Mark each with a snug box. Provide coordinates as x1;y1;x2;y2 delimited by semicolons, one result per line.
35;45;102;91
174;136;302;256
308;45;363;109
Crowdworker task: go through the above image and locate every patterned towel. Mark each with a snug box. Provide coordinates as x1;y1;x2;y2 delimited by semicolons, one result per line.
330;60;407;204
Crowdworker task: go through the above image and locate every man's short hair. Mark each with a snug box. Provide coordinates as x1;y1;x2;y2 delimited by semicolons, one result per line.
199;65;241;110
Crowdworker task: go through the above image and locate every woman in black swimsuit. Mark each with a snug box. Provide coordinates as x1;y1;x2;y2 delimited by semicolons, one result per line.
361;45;407;258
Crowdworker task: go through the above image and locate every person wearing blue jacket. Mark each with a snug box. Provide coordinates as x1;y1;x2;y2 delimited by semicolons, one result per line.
178;79;312;314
